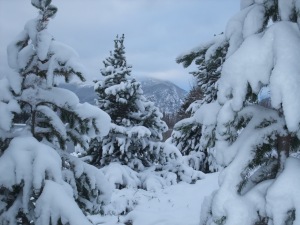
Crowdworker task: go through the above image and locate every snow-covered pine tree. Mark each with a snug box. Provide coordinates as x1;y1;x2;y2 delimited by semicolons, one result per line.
88;35;168;170
0;1;112;224
170;34;228;173
176;85;203;121
200;1;300;224
177;33;228;105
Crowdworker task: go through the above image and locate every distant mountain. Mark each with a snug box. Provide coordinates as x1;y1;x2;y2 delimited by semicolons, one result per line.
139;78;187;114
59;83;97;105
59;78;187;114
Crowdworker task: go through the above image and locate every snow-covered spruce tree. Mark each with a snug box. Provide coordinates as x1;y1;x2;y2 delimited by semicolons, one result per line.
0;1;112;224
170;34;228;173
200;1;300;225
176;85;203;121
177;33;228;105
88;35;168;170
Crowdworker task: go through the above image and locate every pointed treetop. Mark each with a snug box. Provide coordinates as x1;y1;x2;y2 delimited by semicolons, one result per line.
115;34;125;43
113;34;125;52
32;0;51;10
32;0;57;21
101;34;129;72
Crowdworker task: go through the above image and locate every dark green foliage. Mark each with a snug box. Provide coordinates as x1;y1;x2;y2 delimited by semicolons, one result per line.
9;0;90;151
87;35;167;169
254;214;269;225
177;37;228;104
176;86;203;120
31;0;51;10
172;121;202;156
1;1;112;223
191;41;228;103
286;209;296;225
172;36;228;173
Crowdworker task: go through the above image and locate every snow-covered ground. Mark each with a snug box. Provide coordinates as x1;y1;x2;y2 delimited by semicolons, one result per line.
88;172;219;225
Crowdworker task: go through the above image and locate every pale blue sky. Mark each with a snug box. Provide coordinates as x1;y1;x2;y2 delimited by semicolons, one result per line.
0;0;239;90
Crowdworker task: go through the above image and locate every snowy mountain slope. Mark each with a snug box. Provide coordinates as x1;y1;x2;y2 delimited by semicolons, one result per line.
140;78;187;114
88;172;219;225
59;78;187;114
59;83;98;105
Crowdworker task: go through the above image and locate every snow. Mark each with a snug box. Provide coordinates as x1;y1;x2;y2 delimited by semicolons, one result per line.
204;34;226;61
243;4;265;38
17;44;35;70
240;0;254;9
100;163;141;189
7;30;29;70
8;11;86;88
0;78;20;132
210;104;286;224
126;126;151;138
60;150;113;206
266;157;300;225
278;0;295;21
47;40;85;87
218;31;272;110
37;30;52;61
269;22;300;132
140;170;176;192
1;1;113;223
21;86;80;108
37;105;67;138
197;2;300;224
101;123;157;158
225;3;264;55
216;101;235;143
35;181;92;225
49;41;79;62
0;136;63;218
194;101;221;126
6;70;22;94
177;33;225;69
182;151;206;171
219;22;300;132
25;19;39;44
75;102;111;137
0;101;17;131
4;1;300;224
105;82;129;96
89;172;219;225
225;6;252;56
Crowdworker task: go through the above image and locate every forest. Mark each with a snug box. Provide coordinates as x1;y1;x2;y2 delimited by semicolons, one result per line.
1;0;300;225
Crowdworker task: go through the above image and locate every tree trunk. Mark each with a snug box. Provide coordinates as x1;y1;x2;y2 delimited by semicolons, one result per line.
277;134;290;174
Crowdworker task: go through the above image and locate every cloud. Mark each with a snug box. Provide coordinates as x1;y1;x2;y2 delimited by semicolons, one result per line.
134;68;196;91
0;0;239;90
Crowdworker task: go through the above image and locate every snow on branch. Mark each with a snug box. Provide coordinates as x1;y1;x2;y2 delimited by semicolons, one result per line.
218;22;300;133
35;181;92;225
0;78;20;133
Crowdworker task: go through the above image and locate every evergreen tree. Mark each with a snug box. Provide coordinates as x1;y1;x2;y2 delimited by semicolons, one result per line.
171;35;228;173
200;1;300;224
161;112;177;141
0;1;112;224
177;35;228;105
88;35;168;170
176;85;203;120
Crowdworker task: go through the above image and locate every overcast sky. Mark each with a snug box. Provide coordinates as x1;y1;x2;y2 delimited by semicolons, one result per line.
0;0;239;90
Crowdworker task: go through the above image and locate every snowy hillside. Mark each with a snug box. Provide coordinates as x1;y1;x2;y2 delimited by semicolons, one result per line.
139;78;187;114
59;83;98;105
88;172;219;225
59;78;187;114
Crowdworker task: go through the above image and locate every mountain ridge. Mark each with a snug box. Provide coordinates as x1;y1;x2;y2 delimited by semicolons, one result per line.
59;77;187;114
